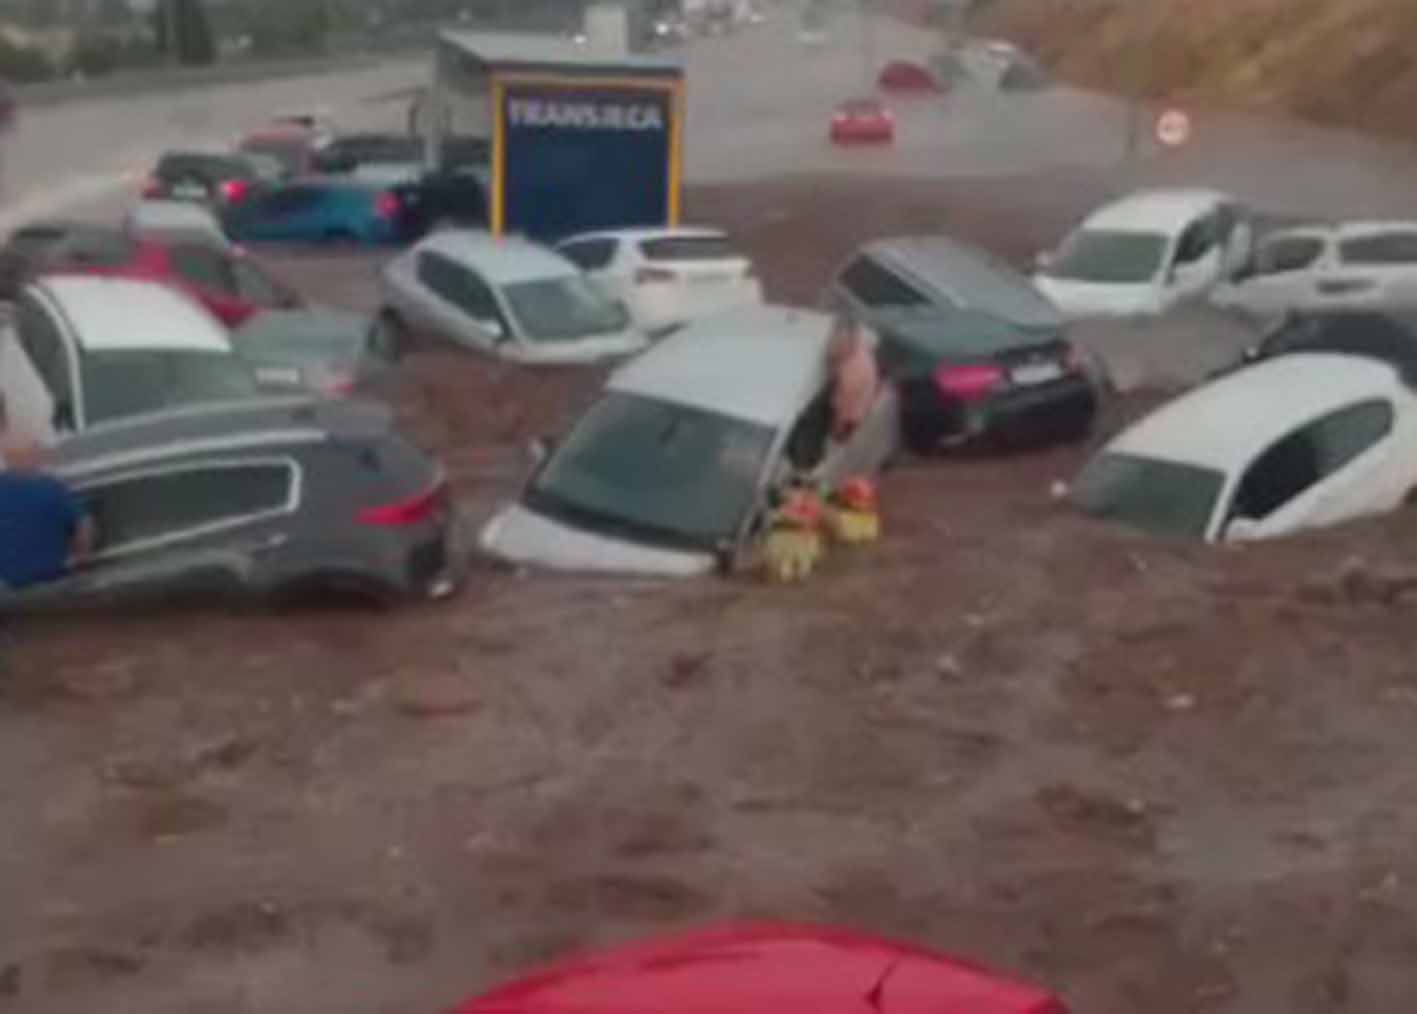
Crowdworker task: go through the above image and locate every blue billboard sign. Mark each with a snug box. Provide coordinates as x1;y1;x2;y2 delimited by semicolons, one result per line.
498;82;676;241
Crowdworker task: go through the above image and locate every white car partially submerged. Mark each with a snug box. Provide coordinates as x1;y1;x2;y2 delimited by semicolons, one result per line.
1211;221;1417;320
1071;353;1417;542
479;304;900;578
555;226;763;336
1033;188;1252;319
378;230;649;366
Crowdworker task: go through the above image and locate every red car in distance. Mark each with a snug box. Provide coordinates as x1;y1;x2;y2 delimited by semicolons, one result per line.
450;922;1070;1014
830;97;896;144
878;59;941;93
39;233;301;328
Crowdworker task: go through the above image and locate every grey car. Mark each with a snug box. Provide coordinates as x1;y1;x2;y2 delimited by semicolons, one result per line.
828;235;1100;451
232;309;400;397
3;397;463;610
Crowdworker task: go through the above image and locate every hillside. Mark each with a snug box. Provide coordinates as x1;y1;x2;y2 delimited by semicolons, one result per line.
971;0;1417;141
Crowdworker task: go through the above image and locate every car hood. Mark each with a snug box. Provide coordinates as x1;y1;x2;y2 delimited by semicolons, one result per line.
479;502;716;578
1032;274;1162;319
500;329;650;366
453;922;1065;1014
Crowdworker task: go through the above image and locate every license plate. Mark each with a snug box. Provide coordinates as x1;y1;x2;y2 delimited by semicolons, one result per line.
255;366;303;386
1011;361;1063;386
172;181;207;198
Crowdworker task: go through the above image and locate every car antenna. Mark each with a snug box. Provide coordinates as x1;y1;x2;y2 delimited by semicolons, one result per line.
864;956;905;1014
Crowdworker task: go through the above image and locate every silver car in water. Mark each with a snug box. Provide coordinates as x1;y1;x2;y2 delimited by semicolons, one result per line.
479;304;900;578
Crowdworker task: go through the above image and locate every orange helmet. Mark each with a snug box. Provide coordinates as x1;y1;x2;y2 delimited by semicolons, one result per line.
836;476;877;511
776;488;822;528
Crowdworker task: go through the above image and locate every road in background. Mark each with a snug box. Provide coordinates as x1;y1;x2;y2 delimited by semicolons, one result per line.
7;7;1417;235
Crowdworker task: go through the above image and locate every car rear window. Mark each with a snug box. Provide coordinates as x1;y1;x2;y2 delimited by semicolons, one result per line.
1338;232;1417;266
839;255;929;308
640;235;738;261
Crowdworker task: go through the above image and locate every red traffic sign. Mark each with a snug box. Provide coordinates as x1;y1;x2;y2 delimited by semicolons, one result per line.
1156;108;1191;148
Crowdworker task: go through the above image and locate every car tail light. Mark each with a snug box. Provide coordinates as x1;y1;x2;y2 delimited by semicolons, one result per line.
357;477;447;526
141;176;162;198
374;192;400;219
934;362;1005;401
635;266;677;285
220;179;249;203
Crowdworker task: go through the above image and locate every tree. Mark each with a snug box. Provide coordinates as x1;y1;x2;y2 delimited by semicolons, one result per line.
153;0;216;66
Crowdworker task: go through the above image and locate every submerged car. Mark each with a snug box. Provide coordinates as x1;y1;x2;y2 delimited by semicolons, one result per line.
1211;221;1417;319
1218;309;1417;379
1072;353;1417;542
232;309;400;396
379;230;649;366
0;275;259;442
0;221;135;300
479;304;899;577
555;226;763;336
3;398;461;610
221;178;411;245
1033;189;1252;319
450;922;1070;1014
829;236;1099;450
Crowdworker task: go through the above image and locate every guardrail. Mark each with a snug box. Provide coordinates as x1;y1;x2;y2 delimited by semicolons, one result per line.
12;49;422;110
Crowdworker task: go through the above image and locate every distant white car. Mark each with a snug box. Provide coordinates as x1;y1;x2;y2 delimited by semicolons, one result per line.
1033;188;1253;319
1071;352;1417;542
479;304;900;577
123;199;232;251
1211;221;1417;320
377;230;650;366
555;227;763;337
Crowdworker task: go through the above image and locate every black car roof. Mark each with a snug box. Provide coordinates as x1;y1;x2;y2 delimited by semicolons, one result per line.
50;396;394;472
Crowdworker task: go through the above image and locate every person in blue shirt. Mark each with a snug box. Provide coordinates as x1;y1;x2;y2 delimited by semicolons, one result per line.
0;469;93;589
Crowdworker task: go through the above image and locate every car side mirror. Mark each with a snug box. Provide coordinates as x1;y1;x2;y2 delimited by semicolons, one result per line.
528;435;557;465
1224;516;1261;543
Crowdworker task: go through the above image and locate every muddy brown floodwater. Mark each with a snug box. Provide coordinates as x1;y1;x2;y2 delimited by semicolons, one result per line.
5;174;1417;1014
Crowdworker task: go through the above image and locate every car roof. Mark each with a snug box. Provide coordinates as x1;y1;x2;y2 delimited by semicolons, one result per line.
864;235;1062;330
417;230;576;285
49;396;393;475
608;304;830;427
35;275;230;352
558;226;728;245
1106;353;1406;474
1082;188;1233;234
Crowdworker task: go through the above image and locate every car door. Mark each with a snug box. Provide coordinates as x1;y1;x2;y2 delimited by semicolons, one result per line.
166;242;249;325
1222;398;1399;540
1213;231;1329;318
231;187;319;241
54;458;298;600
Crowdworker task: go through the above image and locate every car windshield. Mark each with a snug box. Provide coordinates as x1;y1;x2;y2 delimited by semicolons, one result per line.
502;274;629;342
1046;229;1169;284
81;350;261;426
1071;451;1225;539
233;314;369;367
526;392;775;551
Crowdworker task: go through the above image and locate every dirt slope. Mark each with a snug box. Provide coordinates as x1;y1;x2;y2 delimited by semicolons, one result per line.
972;0;1417;140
